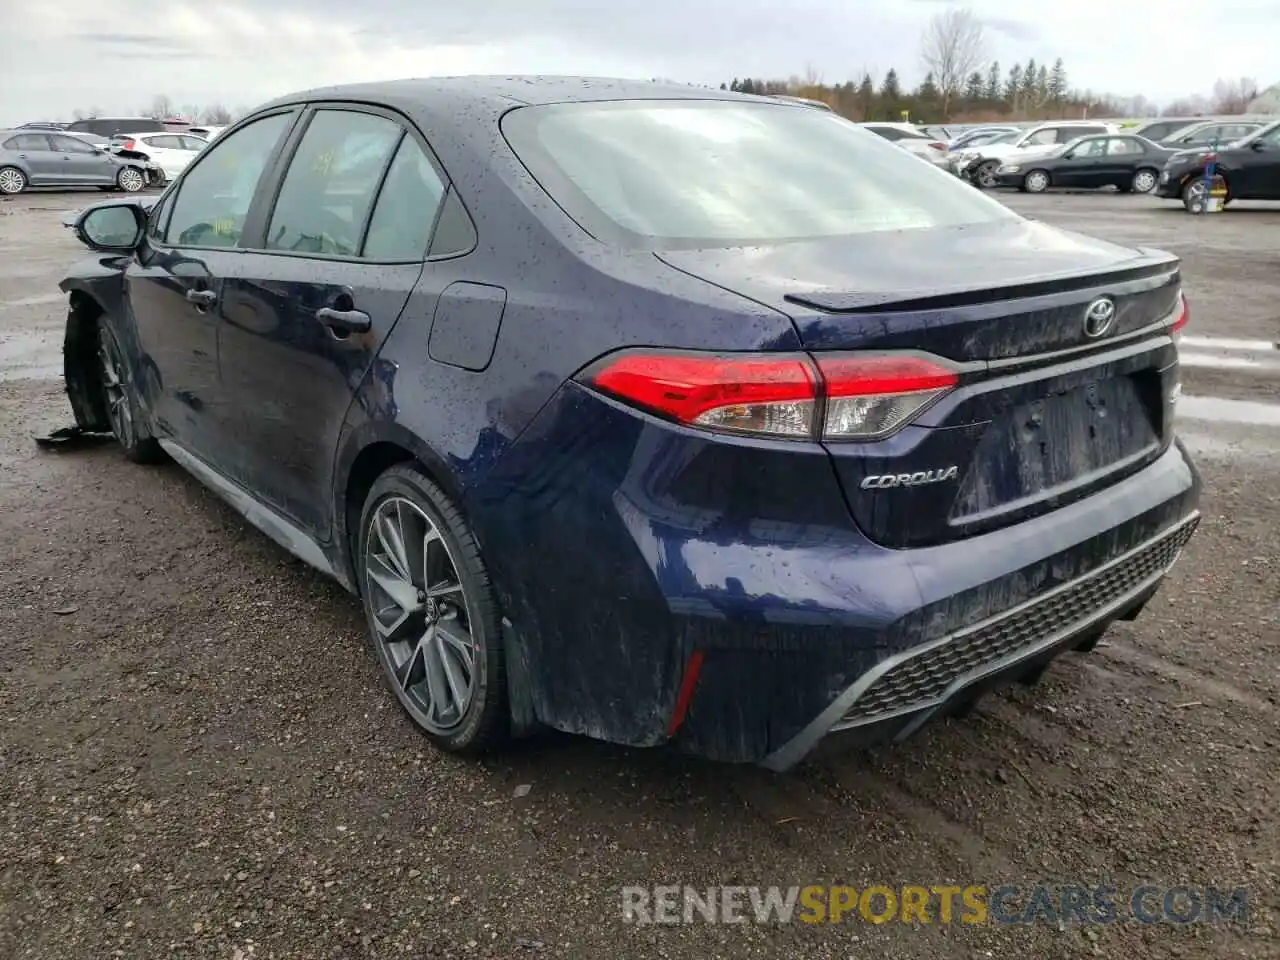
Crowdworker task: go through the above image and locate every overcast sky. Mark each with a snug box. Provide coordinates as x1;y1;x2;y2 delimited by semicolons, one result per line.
3;0;1275;124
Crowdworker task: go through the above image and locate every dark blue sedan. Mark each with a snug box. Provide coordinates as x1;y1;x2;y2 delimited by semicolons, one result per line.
58;77;1201;770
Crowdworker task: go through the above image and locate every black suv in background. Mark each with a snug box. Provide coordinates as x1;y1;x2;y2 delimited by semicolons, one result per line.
65;118;169;138
1155;120;1280;211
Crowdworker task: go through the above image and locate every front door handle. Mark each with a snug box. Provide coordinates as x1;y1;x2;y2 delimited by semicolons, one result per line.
316;307;371;333
185;288;217;306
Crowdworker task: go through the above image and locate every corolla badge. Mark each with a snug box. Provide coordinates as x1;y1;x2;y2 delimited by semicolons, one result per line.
1083;297;1117;338
860;466;959;490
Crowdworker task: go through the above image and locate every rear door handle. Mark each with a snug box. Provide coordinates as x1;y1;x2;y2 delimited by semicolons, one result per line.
185;288;217;306
316;307;371;333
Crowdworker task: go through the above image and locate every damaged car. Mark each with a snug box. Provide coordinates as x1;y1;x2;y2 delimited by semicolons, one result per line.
0;128;163;195
55;78;1201;771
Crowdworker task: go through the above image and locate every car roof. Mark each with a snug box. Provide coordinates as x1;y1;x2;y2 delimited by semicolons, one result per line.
256;75;780;119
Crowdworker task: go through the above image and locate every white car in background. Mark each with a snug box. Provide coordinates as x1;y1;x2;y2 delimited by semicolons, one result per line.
857;122;951;169
109;131;210;180
951;120;1121;187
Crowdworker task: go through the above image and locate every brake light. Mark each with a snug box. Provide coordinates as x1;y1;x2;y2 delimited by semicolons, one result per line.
1171;292;1190;340
582;350;959;441
816;355;959;440
928;141;947;151
118;139;135;151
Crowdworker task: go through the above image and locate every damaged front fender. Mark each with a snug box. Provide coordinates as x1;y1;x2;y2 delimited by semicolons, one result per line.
58;258;131;432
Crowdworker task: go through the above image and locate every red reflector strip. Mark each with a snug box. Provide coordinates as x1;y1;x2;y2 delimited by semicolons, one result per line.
816;355;959;397
666;650;705;738
589;353;817;424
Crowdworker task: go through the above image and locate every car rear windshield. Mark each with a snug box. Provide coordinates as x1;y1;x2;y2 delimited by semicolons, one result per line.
502;100;1016;249
67;118;166;135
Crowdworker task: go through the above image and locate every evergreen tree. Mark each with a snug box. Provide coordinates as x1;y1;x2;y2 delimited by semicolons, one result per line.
985;61;1002;101
1005;64;1023;106
917;72;940;101
965;71;985;102
719;82;727;90
1035;65;1049;105
1021;59;1038;99
1048;59;1068;103
881;68;901;99
857;73;875;116
740;78;756;95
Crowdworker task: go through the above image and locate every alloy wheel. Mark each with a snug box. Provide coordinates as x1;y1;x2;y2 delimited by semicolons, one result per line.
118;167;145;192
0;167;26;194
98;324;135;448
365;496;479;733
976;161;999;188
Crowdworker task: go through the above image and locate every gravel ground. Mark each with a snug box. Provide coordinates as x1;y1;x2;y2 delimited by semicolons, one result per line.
1;188;1277;960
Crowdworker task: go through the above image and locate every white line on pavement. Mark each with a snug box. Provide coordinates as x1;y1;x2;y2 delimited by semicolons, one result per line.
1181;335;1278;352
1177;395;1280;427
1178;353;1280;372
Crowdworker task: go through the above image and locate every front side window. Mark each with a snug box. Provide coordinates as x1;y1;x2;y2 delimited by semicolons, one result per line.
265;109;403;257
1259;124;1280;147
362;136;448;261
179;136;208;151
1024;129;1058;146
1106;138;1141;155
502;101;1016;248
1073;138;1107;158
164;112;293;248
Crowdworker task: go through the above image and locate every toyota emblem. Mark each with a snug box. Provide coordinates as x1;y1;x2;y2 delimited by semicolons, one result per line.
1083;297;1116;338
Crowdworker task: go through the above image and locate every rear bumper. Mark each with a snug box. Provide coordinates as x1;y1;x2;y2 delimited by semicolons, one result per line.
761;508;1197;770
478;385;1202;768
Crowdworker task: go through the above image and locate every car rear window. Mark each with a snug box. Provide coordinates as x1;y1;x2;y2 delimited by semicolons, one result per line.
502;100;1015;249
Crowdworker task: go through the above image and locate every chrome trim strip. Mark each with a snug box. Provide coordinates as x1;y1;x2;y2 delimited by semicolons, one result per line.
759;511;1199;772
158;439;347;588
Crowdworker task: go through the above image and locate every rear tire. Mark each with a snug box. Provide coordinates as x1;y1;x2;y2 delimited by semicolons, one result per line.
357;464;508;755
1131;168;1158;194
97;315;164;464
0;166;27;195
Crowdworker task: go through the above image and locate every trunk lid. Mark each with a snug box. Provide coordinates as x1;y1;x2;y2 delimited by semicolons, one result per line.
657;220;1183;549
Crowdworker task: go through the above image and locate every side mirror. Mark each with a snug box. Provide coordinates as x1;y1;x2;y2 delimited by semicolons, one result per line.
75;202;146;253
1251;139;1266;151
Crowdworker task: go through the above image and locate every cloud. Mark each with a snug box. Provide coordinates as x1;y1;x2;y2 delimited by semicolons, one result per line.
2;0;1277;123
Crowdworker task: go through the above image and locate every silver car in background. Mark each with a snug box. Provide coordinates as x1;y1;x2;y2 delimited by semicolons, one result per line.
0;129;164;195
857;122;951;169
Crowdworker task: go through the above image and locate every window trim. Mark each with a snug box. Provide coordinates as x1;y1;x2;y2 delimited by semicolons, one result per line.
242;100;470;265
150;106;303;253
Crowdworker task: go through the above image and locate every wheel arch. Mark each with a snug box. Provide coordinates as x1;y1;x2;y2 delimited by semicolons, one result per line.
333;423;467;592
62;288;111;432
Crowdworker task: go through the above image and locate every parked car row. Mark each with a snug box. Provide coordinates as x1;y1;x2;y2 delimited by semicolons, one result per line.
0;116;220;194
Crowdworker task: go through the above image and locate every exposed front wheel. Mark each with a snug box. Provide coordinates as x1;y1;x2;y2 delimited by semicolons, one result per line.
974;160;1000;189
357;464;508;754
97;317;164;463
0;166;27;195
1023;170;1050;193
116;166;145;192
1131;169;1158;194
1182;179;1209;213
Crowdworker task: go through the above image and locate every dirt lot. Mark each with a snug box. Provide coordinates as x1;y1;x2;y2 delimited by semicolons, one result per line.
1;189;1277;960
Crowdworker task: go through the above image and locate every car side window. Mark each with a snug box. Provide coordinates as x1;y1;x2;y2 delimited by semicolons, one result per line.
179;136;207;151
265;109;402;257
1074;139;1106;157
1106;138;1140;155
52;135;98;154
8;134;51;151
362;136;448;261
1025;129;1057;145
1261;126;1280;147
163;112;293;249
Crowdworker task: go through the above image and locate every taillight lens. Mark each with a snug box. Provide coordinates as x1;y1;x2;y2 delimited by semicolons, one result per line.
1171;291;1190;341
118;139;135;150
582;350;958;442
817;354;959;440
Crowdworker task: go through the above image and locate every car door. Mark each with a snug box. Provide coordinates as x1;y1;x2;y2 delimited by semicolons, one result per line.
47;133;111;183
124;110;299;461
1100;137;1143;185
5;133;61;183
1230;124;1280;198
1055;137;1107;187
214;105;456;539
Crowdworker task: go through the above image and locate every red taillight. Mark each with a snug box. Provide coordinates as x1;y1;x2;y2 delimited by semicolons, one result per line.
1171;292;1190;339
817;354;959;440
119;139;135;151
929;141;947;151
583;350;958;441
